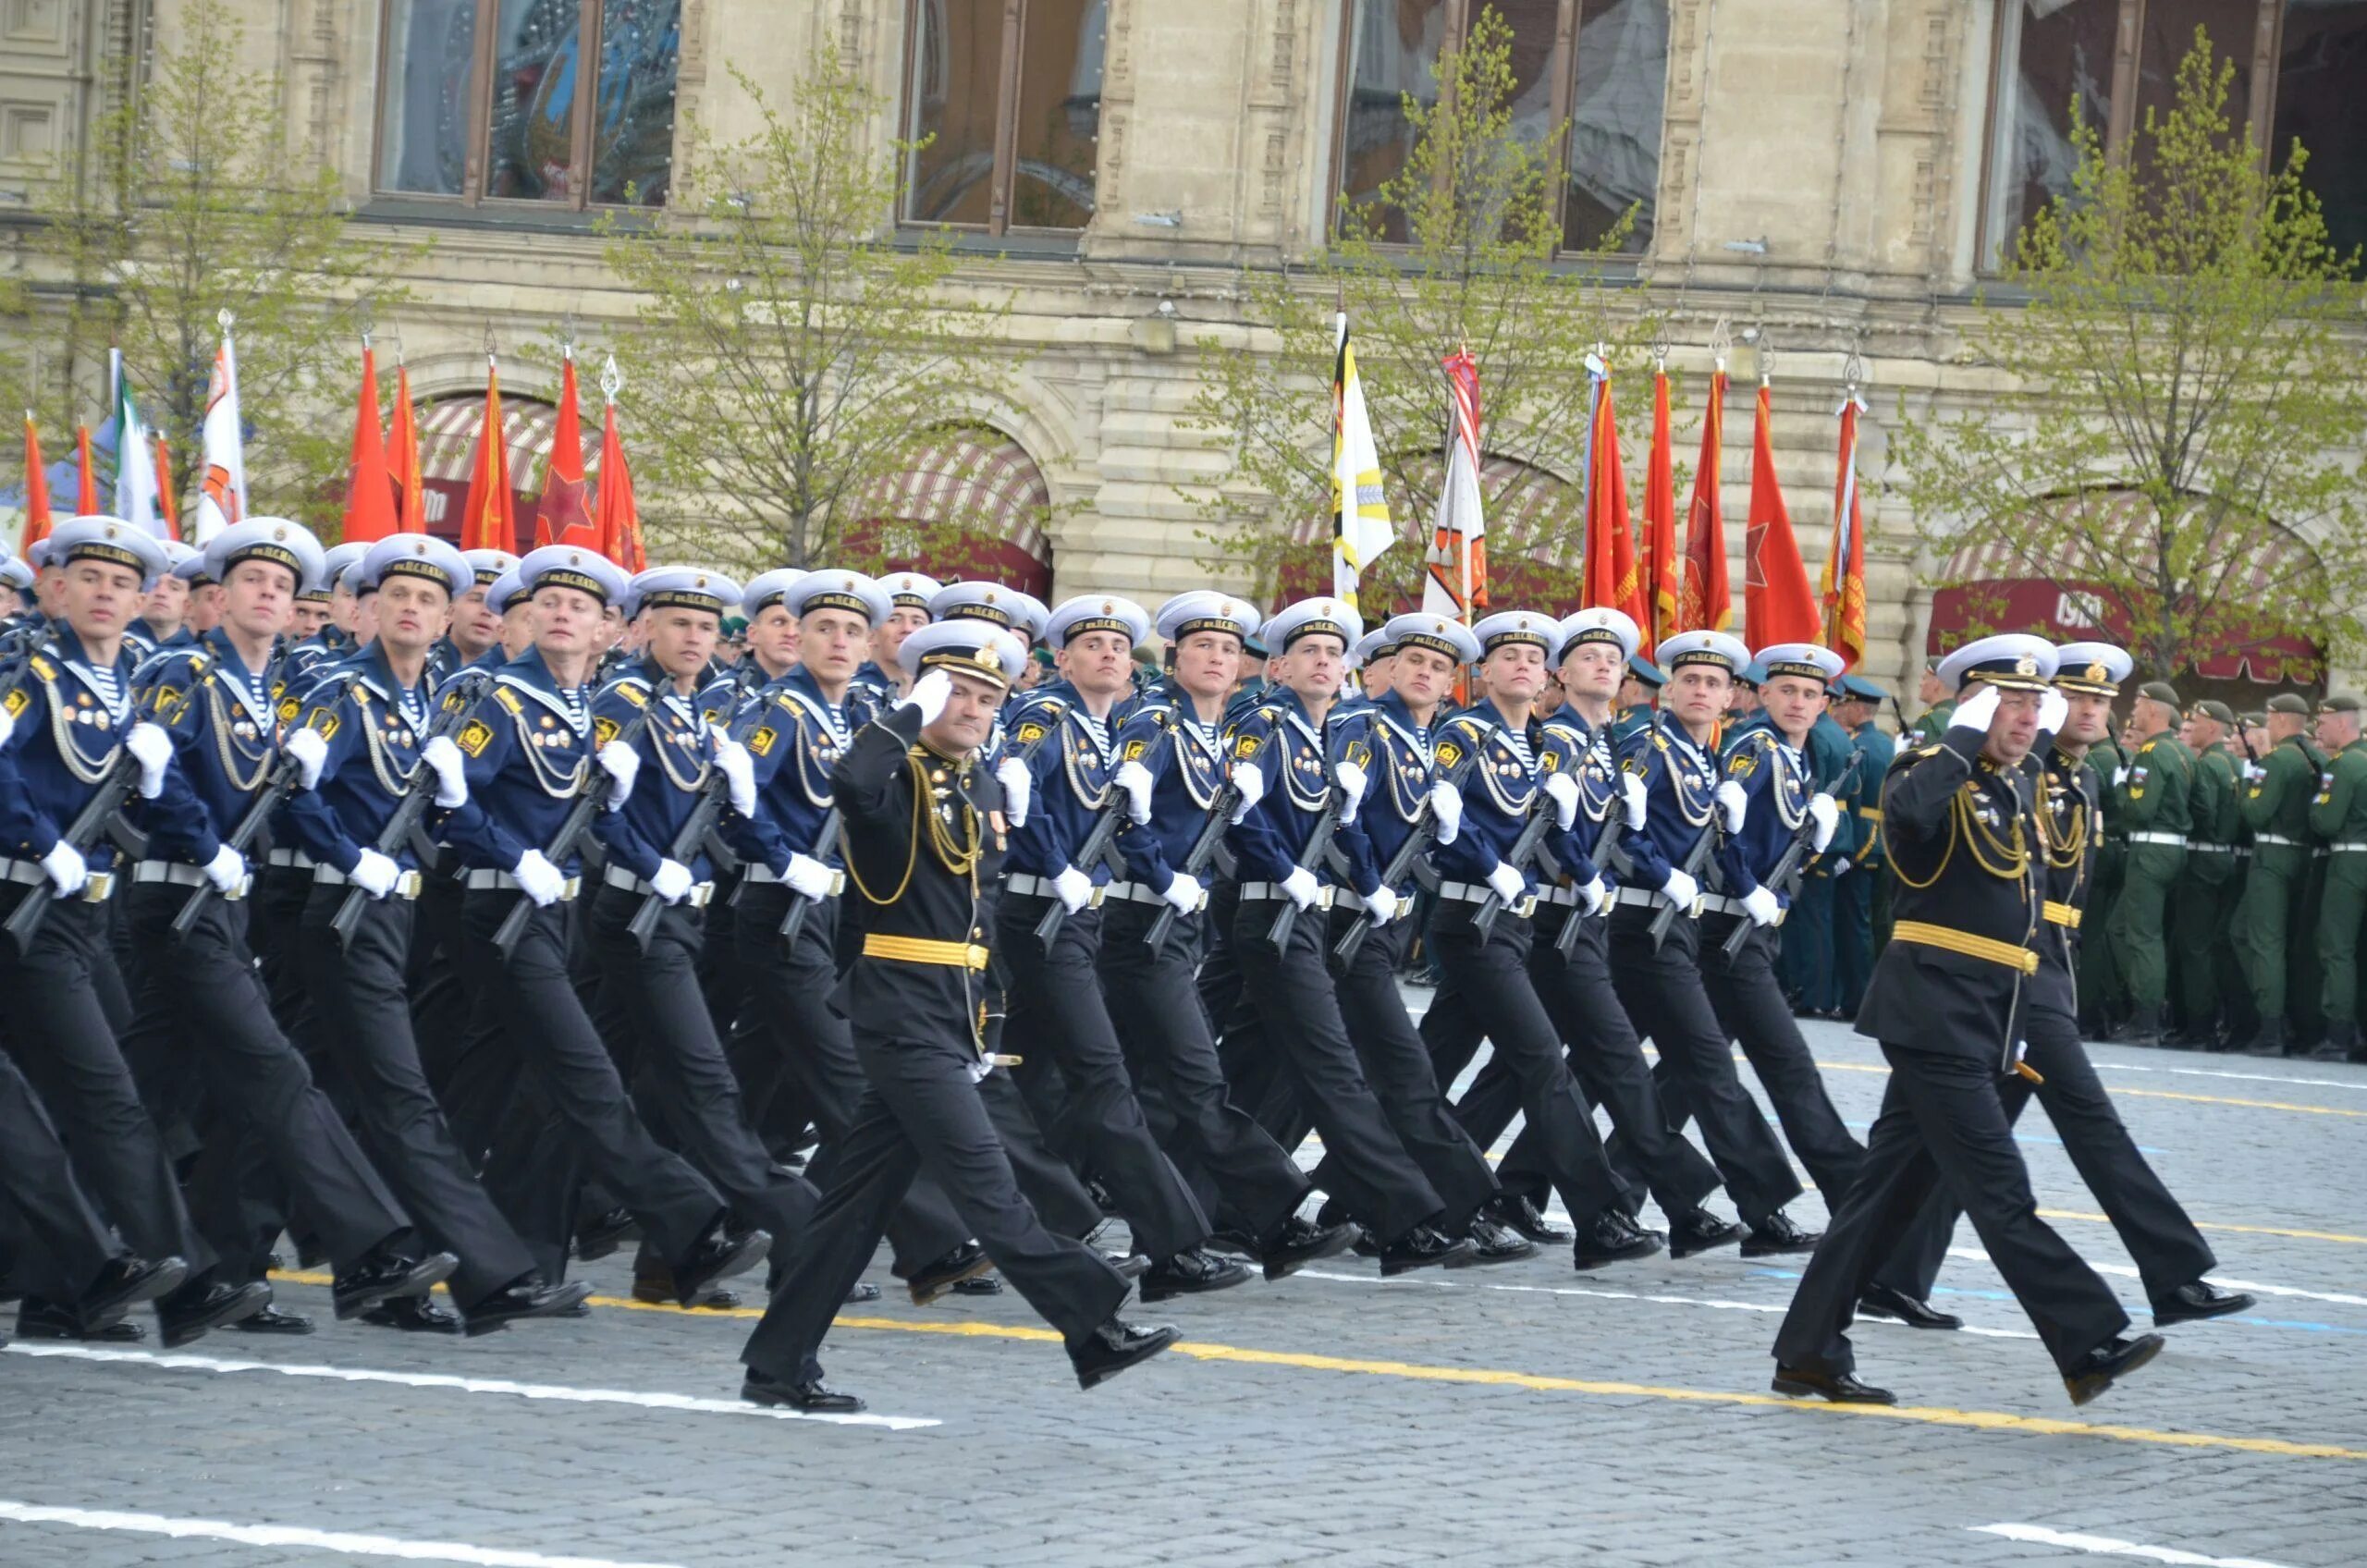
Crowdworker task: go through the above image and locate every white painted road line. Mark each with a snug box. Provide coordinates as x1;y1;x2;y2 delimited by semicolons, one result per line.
0;1501;688;1568
2;1342;939;1430
2095;1062;2367;1094
1944;1247;2367;1310
1970;1522;2297;1566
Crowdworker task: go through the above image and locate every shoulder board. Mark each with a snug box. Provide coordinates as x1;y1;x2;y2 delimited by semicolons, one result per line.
493;684;526;715
1443;713;1492;741
1539;716;1585;741
597;676;651;708
2138;741;2156;754
769;685;827;721
27;655;56;681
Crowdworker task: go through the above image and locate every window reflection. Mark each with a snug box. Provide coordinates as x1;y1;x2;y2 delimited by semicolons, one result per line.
378;0;479;196
1983;0;2118;267
1011;0;1103;230
1565;0;1663;253
591;0;678;204
2272;0;2367;272
485;0;583;202
906;0;1005;225
1338;0;1451;241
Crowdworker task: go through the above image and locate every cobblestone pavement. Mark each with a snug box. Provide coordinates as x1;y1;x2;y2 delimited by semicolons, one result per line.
6;1005;2365;1567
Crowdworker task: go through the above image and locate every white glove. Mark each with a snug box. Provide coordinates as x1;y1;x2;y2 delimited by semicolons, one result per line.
1051;864;1093;913
1620;771;1650;830
1715;778;1749;834
1741;884;1781;926
1333;760;1368;823
512;848;565;907
712;737;756;818
649;858;693;904
2037;688;2067;735
783;851;836;901
596;741;640;812
421;734;469;809
995;756;1032;827
1808;791;1840;852
1364;885;1401;925
39;839;87;897
1833;857;1851;876
1428;779;1464;844
285;726;328;790
0;704;14;751
1229;760;1266;822
1660;866;1699;910
1159;869;1204;916
1485;859;1526;905
201;844;247;895
967;1055;994;1084
1112;759;1155;826
1578;876;1610;916
350;847;400;900
1279;865;1319;909
1542;772;1579;829
2112;765;2130;788
125;720;174;800
905;669;953;727
1951;683;2002;736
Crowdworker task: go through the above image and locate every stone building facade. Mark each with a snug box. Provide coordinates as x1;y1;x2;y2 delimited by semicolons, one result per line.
5;0;2361;699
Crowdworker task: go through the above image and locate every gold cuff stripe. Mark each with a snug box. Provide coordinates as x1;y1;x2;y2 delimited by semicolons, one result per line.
1892;920;2040;974
2042;900;2083;928
862;933;990;970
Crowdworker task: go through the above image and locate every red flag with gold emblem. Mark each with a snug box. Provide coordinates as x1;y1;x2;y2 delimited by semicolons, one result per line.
1579;363;1645;636
1679;370;1731;632
388;361;426;534
1744;380;1819;646
595;384;644;571
1820;391;1869;670
533;351;596;551
458;356;514;552
1642;368;1678;658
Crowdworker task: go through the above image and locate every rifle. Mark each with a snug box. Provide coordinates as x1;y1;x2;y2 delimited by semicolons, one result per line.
624;758;736;952
1034;715;1176;946
1471;790;1557;939
1331;746;1483;964
1552;805;1628;957
777;808;840;945
492;705;654;960
172;756;298;939
1719;749;1866;961
1141;774;1239;951
1266;790;1340;950
328;671;497;947
5;750;141;956
1647;818;1719;952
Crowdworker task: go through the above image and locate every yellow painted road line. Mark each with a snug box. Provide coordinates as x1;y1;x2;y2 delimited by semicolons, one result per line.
1809;1059;2367;1118
268;1273;2367;1461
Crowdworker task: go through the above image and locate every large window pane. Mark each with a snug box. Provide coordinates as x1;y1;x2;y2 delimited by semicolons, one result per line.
1337;0;1452;241
377;0;479;196
1565;0;1663;253
906;0;1005;225
1009;0;1105;230
1983;0;2119;267
2273;1;2367;274
590;0;679;205
485;0;583;202
2135;0;2256;148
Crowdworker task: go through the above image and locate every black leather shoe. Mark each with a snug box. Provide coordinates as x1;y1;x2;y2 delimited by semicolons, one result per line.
1772;1364;1895;1404
2063;1332;2165;1406
159;1280;271;1348
675;1227;770;1307
2123;1005;2165;1048
1069;1317;1179;1390
1105;1251;1152;1280
573;1208;640;1262
843;1281;882;1304
1667;1208;1748;1259
1349;1228;1383;1259
1139;1246;1255;1302
1740;1210;1821;1257
1379;1223;1475;1277
332;1249;459;1320
1858;1281;1962;1330
1256;1216;1357;1280
950;1274;1002;1296
18;1298;144;1341
632;1265;742;1311
1572;1207;1663;1271
1451;1215;1539;1267
1486;1194;1571;1244
230;1305;316;1336
75;1255;187;1328
742;1366;865;1413
465;1278;594;1337
907;1242;996;1305
2151;1280;2255;1327
361;1294;465;1334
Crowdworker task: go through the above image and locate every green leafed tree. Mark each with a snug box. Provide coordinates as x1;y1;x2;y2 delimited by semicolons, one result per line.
1186;4;1658;611
1897;29;2367;680
597;35;1017;577
14;0;418;532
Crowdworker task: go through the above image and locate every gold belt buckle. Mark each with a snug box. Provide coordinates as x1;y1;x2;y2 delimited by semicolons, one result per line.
226;875;251;901
827;869;847;897
395;870;423;900
1515;894;1537;919
1317;886;1336;910
689;882;715;909
558;876;582;901
1088;884;1106;908
81;871;116;902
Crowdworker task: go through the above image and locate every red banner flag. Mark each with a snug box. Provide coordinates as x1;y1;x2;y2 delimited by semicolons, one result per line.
458;357;514;553
19;413;54;554
1420;349;1487;621
1679;370;1731;633
595;389;644;572
1579;368;1644;636
388;362;426;535
154;436;178;541
1744;380;1819;648
75;423;96;516
1642;369;1678;658
340;343;399;545
1821;392;1870;671
533;352;596;551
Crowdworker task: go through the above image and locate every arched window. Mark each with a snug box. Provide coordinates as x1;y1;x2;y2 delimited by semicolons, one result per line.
847;429;1056;599
412;394;559;551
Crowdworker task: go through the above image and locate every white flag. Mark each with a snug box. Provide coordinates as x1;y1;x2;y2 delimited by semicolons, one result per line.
112;357;162;538
1420;349;1487;621
190;331;246;545
1331;314;1392;609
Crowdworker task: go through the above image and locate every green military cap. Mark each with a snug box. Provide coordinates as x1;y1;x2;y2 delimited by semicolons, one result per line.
2138;680;2180;705
2240;710;2266;729
2189;699;2236;726
2267;692;2312;715
2318;693;2361;716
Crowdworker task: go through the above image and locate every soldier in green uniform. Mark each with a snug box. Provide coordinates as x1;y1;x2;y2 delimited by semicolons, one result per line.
2232;692;2323;1057
1907;660;1955;741
2306;694;2367;1063
2105;681;2193;1047
1830;675;1893;1011
2079;723;2131;1037
2165;701;2242;1048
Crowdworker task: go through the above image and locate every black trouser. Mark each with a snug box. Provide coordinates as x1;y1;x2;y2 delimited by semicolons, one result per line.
1229;893;1444;1245
1691;914;1865;1211
1870;998;2216;1305
730;886;967;1270
0;891;212;1275
1480;905;1723;1219
997;893;1210;1260
0;1047;126;1301
587;886;817;1249
1773;1041;2130;1378
1098;898;1310;1241
742;1025;1131;1384
297;887;541;1310
117;884;412;1282
1607;906;1802;1227
462;889;726;1282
